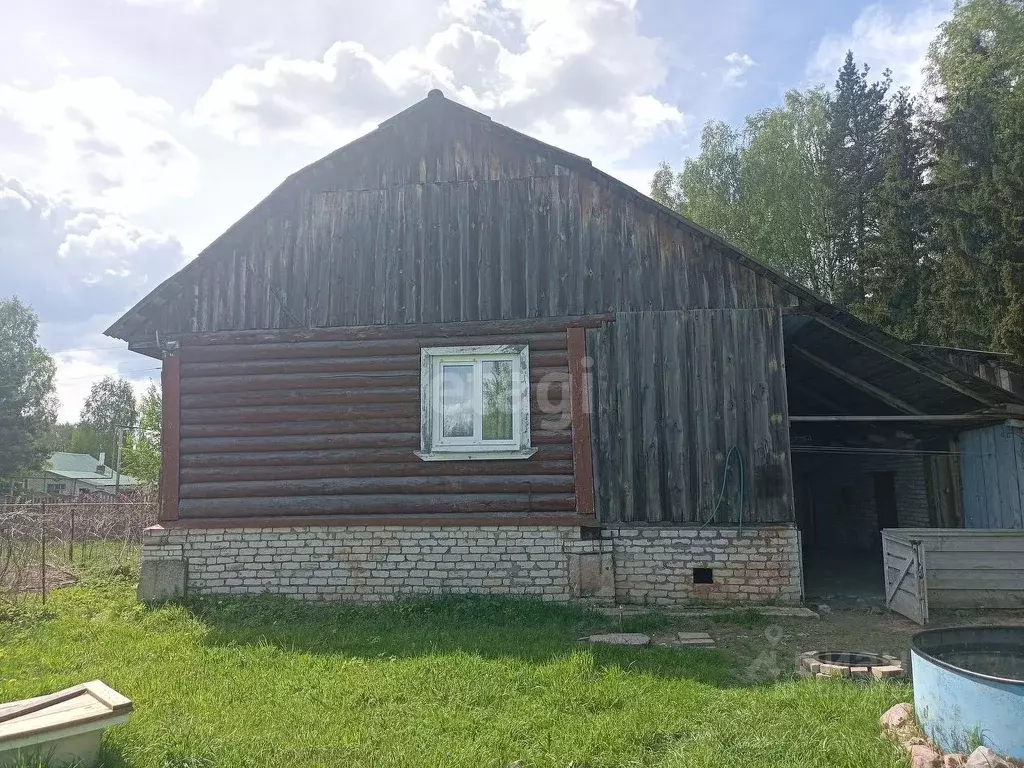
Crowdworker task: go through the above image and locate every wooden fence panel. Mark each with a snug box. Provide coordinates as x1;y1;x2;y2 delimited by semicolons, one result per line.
884;528;1024;612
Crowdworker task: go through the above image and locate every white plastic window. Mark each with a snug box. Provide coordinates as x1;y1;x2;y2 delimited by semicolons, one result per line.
418;345;534;461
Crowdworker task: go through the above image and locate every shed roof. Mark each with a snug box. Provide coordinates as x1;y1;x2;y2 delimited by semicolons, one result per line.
104;91;1024;415
46;452;140;487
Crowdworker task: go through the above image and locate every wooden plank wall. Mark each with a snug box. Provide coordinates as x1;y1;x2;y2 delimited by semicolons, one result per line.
172;322;588;523
885;528;1024;608
930;349;1024;397
960;423;1024;529
117;117;796;344
589;309;794;524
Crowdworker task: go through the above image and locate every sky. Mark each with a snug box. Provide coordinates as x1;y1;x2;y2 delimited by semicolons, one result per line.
0;0;952;422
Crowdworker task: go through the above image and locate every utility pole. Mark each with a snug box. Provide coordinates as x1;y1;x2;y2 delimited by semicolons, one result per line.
114;424;146;495
115;426;126;495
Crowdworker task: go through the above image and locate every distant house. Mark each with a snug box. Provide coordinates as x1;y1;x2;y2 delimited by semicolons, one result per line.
24;452;141;497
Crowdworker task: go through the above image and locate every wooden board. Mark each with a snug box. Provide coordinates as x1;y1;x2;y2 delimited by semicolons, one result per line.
159;350;180;522
0;681;132;743
960;423;1024;529
588;309;794;524
884;528;1024;610
882;531;928;625
109;136;795;345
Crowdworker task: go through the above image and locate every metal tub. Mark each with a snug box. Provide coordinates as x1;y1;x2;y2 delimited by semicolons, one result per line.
911;627;1024;759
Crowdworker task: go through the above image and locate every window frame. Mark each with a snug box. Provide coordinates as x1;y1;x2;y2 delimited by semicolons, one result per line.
417;344;535;461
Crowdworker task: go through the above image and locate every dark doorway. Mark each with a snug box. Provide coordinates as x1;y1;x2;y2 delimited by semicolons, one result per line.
874;472;899;532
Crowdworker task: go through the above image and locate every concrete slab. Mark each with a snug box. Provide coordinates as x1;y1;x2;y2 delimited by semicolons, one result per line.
676;632;716;646
582;633;651;646
137;558;186;602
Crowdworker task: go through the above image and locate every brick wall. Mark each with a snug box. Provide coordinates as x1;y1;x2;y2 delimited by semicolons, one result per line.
794;452;930;552
139;523;803;605
143;525;577;602
608;525;802;605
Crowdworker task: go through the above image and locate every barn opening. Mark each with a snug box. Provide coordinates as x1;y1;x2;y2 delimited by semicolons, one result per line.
783;313;990;600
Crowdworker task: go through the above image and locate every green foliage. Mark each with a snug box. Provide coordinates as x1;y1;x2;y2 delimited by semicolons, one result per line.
0;297;58;479
121;383;161;487
678;121;745;244
923;0;1024;355
69;423;105;457
47;421;106;458
861;89;929;340
824;52;891;307
651;0;1024;359
654;91;839;299
79;375;139;461
740;90;837;296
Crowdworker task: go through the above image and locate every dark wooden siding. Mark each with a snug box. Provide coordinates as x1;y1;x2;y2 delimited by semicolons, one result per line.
924;349;1024;398
146;177;790;339
590;309;794;524
171;322;586;522
114;104;796;345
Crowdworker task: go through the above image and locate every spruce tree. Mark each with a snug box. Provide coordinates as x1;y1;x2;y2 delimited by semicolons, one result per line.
825;51;891;309
923;0;1024;355
862;89;929;340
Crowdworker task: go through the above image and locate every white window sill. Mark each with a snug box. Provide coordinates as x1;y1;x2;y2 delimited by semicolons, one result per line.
415;448;538;462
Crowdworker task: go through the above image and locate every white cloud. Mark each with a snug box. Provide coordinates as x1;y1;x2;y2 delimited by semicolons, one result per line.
0;177;188;326
122;0;210;8
43;332;161;423
723;52;755;87
1;176;187;418
808;3;951;93
191;0;684;167
0;76;199;213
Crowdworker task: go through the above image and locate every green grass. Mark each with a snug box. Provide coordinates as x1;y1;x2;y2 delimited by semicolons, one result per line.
0;580;912;768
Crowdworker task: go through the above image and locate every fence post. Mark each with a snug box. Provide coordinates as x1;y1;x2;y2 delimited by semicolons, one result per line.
40;500;47;605
69;507;75;563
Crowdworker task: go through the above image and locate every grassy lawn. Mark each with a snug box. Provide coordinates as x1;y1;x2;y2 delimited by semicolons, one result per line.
0;571;914;768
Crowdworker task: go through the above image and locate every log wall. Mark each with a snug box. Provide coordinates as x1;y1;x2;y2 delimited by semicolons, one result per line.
167;319;595;524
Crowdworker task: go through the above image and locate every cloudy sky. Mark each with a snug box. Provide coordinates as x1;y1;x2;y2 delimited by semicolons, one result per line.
0;0;951;421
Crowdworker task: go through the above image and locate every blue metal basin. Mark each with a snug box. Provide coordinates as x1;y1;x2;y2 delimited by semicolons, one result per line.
911;627;1024;759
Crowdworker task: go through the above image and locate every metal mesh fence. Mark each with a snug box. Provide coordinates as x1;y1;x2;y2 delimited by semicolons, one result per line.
0;493;157;611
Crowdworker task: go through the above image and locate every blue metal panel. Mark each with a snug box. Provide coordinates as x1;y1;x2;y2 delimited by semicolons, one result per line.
912;627;1024;760
961;423;1024;529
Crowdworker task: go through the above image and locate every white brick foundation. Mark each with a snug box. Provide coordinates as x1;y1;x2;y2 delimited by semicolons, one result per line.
139;523;803;605
607;525;803;605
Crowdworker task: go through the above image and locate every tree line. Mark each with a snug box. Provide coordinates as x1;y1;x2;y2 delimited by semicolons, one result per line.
651;0;1024;356
0;296;161;487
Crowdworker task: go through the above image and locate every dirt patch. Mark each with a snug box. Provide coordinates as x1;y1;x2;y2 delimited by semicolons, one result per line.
0;561;77;595
631;600;1024;683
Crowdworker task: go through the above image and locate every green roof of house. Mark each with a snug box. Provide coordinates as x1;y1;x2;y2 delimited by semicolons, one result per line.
46;452;141;488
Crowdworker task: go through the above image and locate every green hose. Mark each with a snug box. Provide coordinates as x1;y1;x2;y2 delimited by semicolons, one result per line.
699;445;745;532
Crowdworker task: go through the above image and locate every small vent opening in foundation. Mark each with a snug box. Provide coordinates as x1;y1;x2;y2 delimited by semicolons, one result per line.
693;567;713;584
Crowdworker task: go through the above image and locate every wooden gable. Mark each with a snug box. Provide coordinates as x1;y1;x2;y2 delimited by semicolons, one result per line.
106;91;797;351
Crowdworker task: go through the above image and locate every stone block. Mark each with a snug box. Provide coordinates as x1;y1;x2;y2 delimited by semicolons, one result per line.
879;702;914;732
138;557;187;602
965;747;1011;768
